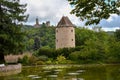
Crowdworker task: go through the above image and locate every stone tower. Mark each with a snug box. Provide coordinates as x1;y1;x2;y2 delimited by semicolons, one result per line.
56;16;75;49
34;17;40;28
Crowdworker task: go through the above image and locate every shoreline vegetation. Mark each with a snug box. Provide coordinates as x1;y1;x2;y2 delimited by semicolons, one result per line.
23;63;120;68
2;26;120;67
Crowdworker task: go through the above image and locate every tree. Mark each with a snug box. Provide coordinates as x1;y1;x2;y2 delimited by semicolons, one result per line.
75;27;96;46
108;41;120;63
33;37;41;50
0;0;28;63
68;0;120;25
115;29;120;41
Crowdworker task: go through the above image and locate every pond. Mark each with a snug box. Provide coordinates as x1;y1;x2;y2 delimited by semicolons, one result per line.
0;64;120;80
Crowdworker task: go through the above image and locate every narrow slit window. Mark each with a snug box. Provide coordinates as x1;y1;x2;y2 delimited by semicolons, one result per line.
56;30;58;32
71;30;73;32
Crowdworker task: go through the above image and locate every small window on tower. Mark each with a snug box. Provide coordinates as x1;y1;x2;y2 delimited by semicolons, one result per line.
56;30;58;32
71;30;73;32
56;39;58;42
72;39;73;41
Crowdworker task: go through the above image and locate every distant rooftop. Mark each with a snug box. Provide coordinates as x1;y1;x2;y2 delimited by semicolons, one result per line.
57;16;74;27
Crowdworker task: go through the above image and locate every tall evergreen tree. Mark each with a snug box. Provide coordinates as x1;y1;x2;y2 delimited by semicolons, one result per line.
0;0;28;63
33;37;41;51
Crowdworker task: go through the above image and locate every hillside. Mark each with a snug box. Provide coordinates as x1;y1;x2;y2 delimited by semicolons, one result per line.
22;25;55;51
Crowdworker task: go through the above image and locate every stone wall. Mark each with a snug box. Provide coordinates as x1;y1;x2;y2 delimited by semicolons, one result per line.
0;64;22;76
56;27;75;49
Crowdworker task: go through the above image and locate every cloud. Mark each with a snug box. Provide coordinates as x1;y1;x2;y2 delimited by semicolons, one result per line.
99;14;120;28
20;0;120;31
20;0;84;26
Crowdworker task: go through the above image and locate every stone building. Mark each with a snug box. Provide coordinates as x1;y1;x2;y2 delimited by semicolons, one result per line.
34;18;50;27
34;18;41;28
56;16;75;49
46;21;50;27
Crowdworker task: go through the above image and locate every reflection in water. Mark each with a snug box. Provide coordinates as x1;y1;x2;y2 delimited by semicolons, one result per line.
0;65;120;80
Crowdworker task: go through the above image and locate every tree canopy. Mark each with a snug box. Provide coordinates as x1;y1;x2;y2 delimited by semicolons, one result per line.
68;0;120;25
0;0;27;63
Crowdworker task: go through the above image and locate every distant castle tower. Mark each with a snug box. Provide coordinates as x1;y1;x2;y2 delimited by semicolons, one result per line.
56;16;75;49
46;21;50;27
34;17;40;28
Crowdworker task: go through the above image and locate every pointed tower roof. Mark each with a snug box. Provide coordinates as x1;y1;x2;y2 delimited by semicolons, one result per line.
57;16;74;27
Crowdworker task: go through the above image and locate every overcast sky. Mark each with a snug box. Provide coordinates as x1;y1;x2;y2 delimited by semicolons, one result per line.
20;0;120;31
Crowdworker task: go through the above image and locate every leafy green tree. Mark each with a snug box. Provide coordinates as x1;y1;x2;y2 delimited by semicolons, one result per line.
0;0;27;63
35;47;55;58
70;28;111;63
24;26;55;50
108;41;120;63
69;51;80;61
75;27;96;46
68;0;120;25
33;37;41;50
115;29;120;41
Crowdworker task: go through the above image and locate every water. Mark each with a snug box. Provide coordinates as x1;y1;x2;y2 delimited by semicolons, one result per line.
0;64;120;80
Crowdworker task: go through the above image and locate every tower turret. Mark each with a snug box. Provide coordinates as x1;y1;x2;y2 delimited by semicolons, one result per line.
34;17;40;28
56;16;75;49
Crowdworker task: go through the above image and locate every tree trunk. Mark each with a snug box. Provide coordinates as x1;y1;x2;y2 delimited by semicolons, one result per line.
0;53;5;63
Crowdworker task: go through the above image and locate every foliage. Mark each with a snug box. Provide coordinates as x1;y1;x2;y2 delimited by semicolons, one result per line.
35;61;45;65
35;47;55;58
19;55;29;65
33;37;41;50
75;27;96;46
18;55;38;65
115;29;120;41
21;26;120;64
23;26;55;51
107;41;120;63
37;55;48;61
79;40;108;63
0;0;27;63
69;51;80;61
68;0;120;25
56;55;67;64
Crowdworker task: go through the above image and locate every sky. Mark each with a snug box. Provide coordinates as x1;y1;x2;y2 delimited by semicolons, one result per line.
20;0;120;31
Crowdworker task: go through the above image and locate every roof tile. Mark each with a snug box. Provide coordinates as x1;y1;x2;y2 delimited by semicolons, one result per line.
57;16;74;27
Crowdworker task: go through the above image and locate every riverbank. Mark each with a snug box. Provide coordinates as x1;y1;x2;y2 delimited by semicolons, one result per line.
22;63;120;69
0;64;22;76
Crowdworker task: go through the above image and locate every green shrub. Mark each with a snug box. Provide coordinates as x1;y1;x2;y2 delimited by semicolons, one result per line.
35;61;45;65
46;59;52;64
69;51;80;61
38;55;48;61
35;48;55;58
56;55;67;64
20;55;29;65
18;55;38;65
29;55;38;65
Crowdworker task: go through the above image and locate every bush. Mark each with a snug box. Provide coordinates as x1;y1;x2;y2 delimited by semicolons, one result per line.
29;55;38;65
19;55;29;65
18;55;38;65
46;59;53;64
35;61;45;65
35;48;55;58
56;55;67;64
38;55;48;61
69;51;80;61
